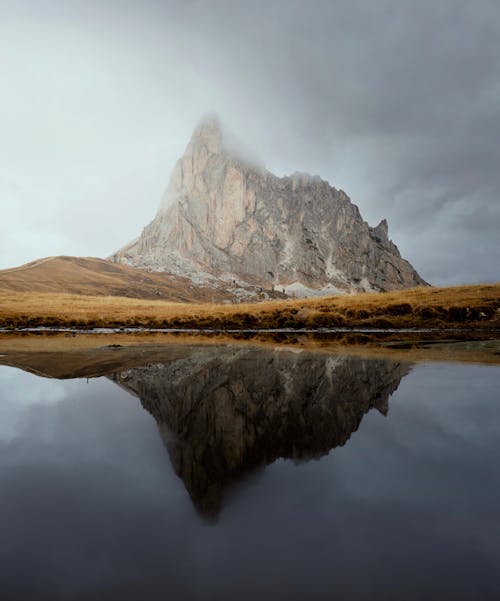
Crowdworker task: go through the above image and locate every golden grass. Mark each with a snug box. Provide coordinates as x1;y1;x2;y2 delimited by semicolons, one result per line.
0;255;235;302
0;283;499;330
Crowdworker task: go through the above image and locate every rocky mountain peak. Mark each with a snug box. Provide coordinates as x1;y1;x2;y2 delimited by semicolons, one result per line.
185;113;224;156
372;218;389;242
112;115;427;297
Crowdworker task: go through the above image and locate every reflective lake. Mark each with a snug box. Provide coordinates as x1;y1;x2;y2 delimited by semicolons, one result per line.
0;344;499;600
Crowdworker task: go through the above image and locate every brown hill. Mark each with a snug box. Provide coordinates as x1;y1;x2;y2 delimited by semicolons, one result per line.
0;256;239;302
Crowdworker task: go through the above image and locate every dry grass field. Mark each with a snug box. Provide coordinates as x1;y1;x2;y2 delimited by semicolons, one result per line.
0;283;498;330
0;255;236;302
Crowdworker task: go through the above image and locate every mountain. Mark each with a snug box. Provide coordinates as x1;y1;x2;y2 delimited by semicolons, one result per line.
111;115;427;296
0;255;251;302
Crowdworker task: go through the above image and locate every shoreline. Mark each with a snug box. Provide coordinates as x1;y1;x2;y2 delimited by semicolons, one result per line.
2;325;499;334
1;330;499;373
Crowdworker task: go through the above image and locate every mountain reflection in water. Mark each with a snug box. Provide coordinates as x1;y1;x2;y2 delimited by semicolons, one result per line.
1;344;500;600
109;346;410;518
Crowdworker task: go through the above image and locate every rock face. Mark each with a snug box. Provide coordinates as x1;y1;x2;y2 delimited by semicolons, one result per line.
112;115;426;295
111;346;410;518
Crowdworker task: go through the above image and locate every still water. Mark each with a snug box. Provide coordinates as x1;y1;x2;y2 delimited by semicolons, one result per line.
0;345;499;600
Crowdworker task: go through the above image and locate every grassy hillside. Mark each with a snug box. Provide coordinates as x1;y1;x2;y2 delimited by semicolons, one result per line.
0;283;498;330
0;255;234;302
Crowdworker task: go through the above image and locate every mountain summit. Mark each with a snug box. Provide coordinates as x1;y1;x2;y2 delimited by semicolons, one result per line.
112;115;426;296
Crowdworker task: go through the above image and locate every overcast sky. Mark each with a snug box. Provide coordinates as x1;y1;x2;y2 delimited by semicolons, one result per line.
1;0;499;285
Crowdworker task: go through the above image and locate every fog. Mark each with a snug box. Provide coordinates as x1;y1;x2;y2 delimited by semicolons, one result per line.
1;0;499;284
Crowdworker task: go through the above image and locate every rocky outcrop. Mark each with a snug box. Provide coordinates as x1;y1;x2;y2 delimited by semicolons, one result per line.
111;346;410;518
112;115;427;296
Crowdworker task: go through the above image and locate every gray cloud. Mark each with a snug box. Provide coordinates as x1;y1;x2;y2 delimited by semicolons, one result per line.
0;0;499;284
